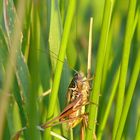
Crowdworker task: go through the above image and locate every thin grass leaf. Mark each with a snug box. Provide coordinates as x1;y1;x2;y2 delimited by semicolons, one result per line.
3;1;30;135
97;67;120;140
116;10;139;138
0;27;27;139
12;78;27;127
112;0;137;139
48;0;62;72
100;18;113;93
97;15;116;129
43;0;62;139
134;117;140;140
115;9;140;140
21;1;32;59
3;0;30;103
44;1;63;137
44;0;76;139
0;1;26;139
86;0;114;139
0;27;9;66
27;2;41;140
7;100;15;136
3;0;17;38
39;1;51;92
116;36;140;140
0;1;140;140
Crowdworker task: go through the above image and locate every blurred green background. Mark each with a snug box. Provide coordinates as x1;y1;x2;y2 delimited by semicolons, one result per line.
0;0;140;140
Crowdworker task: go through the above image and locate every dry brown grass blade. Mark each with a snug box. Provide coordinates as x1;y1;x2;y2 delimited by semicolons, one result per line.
87;17;93;79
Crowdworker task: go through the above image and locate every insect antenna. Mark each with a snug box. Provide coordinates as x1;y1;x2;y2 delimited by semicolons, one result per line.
30;47;65;63
30;47;79;74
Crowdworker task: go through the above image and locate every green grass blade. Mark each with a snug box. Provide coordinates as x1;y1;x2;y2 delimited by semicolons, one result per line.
48;0;62;72
115;9;140;140
3;0;17;38
0;27;9;66
86;0;114;139
21;1;32;63
112;0;137;139
27;2;41;140
115;37;140;140
0;1;26;139
98;67;120;140
42;2;62;135
134;7;140;140
12;78;27;126
3;0;30;131
43;0;62;139
44;0;76;139
0;1;140;139
0;27;27;138
135;117;140;140
101;20;113;93
3;0;30;102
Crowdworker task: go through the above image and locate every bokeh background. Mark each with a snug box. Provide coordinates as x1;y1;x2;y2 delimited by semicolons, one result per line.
0;0;140;140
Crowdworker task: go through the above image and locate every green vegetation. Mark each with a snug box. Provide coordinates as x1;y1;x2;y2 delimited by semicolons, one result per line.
0;0;140;140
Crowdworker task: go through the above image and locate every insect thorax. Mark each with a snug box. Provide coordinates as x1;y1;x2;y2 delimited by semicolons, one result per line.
66;72;90;128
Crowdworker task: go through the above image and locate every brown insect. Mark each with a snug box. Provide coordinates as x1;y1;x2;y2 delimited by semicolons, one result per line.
62;72;90;128
41;72;91;140
41;72;90;127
